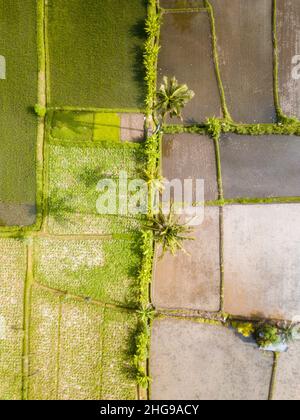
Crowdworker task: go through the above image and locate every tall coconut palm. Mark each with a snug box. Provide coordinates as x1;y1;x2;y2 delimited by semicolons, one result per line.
147;207;194;258
155;76;195;123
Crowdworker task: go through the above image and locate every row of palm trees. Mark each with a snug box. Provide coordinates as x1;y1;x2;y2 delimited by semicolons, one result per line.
149;76;195;257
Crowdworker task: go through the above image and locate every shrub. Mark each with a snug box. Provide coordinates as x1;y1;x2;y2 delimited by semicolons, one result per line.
206;117;222;140
132;320;152;388
34;104;47;118
255;324;282;348
231;321;255;338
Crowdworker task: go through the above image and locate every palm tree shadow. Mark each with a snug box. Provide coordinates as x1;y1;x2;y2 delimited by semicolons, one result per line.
129;16;147;107
52;111;94;136
77;167;103;189
47;188;75;224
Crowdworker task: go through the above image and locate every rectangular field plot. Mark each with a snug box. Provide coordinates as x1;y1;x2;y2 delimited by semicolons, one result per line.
210;0;276;123
0;239;26;400
28;286;60;400
153;207;221;312
46;141;146;235
223;204;300;321
57;298;103;400
162;134;218;201
151;319;273;400
50;111;145;143
28;289;138;400
277;0;300;119
158;10;222;123
219;134;300;199
47;0;147;108
34;237;142;307
0;0;38;226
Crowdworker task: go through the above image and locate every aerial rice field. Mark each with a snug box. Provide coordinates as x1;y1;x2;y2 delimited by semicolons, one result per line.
0;0;38;226
2;0;300;402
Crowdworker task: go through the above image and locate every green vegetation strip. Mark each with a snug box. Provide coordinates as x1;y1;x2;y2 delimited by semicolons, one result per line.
205;196;300;207
130;0;162;390
164;118;300;137
144;0;161;117
269;352;280;401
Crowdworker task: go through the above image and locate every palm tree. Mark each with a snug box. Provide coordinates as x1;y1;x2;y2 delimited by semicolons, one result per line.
147;207;194;257
155;76;195;123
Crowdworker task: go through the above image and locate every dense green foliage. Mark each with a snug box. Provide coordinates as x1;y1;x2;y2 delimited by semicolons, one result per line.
144;0;161;116
255;325;282;348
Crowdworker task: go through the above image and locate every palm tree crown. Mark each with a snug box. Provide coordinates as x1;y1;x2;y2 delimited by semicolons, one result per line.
156;76;195;122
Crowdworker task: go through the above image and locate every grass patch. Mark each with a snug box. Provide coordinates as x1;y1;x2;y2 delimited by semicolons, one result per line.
94;113;120;142
0;239;26;400
34;237;143;308
47;0;147;108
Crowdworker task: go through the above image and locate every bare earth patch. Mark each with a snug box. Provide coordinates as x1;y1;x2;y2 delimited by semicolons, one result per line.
150;318;273;400
162;134;218;202
223;204;300;320
273;341;300;400
153;207;221;311
277;0;300;119
219;134;300;199
158;10;222;123
120;113;145;143
210;0;276;123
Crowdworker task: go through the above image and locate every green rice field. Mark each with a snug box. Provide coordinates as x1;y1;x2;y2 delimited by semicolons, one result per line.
47;0;147;108
0;0;38;226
